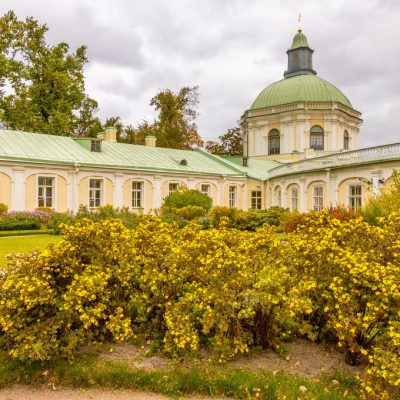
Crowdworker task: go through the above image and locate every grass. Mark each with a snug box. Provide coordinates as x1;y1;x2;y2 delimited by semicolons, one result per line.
0;229;53;237
0;234;62;268
0;351;360;399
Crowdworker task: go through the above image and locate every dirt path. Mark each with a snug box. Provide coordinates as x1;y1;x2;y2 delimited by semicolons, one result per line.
0;387;228;400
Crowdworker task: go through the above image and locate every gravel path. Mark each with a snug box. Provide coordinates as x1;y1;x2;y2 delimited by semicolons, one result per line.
0;387;228;400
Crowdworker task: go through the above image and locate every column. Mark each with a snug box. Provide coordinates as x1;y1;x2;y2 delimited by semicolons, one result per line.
12;167;25;211
114;173;124;208
153;176;162;209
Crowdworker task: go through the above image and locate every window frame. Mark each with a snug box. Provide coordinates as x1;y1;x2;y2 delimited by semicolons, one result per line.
310;125;324;150
275;187;282;207
313;186;324;211
268;129;280;155
251;190;262;209
291;187;298;211
228;185;237;207
168;182;180;195
37;175;55;208
348;184;362;210
344;130;350;150
88;178;104;209
131;181;144;209
200;184;211;198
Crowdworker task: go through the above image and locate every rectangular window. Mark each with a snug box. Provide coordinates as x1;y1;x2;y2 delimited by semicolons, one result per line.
291;188;298;211
132;181;143;208
38;177;54;208
276;189;282;207
201;184;211;197
349;184;362;210
89;179;103;208
91;140;101;152
313;186;324;211
169;182;179;195
228;186;237;207
251;191;262;209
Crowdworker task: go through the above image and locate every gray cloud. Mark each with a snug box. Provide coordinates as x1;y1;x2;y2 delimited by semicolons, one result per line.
1;0;400;148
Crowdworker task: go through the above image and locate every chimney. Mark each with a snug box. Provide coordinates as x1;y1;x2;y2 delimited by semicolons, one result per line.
104;126;117;142
145;135;156;147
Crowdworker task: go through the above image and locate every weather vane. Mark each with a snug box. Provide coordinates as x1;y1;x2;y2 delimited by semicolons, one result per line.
298;13;302;32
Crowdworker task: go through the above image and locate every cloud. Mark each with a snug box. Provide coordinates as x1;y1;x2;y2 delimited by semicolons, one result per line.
1;0;400;146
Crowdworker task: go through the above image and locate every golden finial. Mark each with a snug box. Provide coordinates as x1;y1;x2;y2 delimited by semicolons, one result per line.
298;13;302;32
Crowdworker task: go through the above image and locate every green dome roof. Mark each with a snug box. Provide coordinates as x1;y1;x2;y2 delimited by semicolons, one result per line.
250;74;353;110
290;31;309;49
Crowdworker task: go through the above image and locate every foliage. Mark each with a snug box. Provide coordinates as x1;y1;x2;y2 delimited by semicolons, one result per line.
205;126;243;156
0;204;8;214
362;170;400;225
0;210;399;396
209;206;238;228
127;87;204;149
0;11;100;136
0;220;41;231
162;188;212;214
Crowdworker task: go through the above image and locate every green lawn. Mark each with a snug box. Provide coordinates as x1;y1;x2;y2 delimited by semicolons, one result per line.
0;234;62;268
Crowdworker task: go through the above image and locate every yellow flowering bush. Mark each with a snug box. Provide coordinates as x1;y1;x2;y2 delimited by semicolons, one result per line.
0;219;136;360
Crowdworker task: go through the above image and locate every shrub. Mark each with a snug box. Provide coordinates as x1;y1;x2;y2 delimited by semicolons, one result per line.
0;203;8;214
209;206;237;228
0;220;41;231
162;188;212;216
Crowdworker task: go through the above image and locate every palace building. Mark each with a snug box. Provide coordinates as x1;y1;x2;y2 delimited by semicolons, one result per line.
0;28;399;213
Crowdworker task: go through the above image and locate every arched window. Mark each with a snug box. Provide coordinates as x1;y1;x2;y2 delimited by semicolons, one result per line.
268;129;280;155
310;125;324;150
344;130;349;150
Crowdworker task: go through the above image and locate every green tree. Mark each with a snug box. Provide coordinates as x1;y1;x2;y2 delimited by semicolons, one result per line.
205;127;243;156
128;86;204;149
0;11;100;136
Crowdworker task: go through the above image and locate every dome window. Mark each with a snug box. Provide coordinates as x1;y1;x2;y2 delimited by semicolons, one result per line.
268;129;280;155
344;131;349;150
310;125;324;150
180;159;188;166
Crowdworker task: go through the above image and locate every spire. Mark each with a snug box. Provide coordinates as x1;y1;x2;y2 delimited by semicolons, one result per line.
284;26;317;78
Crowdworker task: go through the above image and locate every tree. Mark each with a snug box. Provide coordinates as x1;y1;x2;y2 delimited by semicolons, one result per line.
205;127;243;156
128;86;204;149
0;11;100;136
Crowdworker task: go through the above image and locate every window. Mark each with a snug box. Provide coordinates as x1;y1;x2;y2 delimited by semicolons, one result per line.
349;184;362;210
344;130;349;150
201;184;211;197
228;186;237;207
89;179;103;208
132;181;143;208
169;182;179;194
251;191;262;209
38;177;54;207
91;140;101;152
313;186;324;211
276;188;282;207
268;129;280;155
310;125;324;150
291;187;298;211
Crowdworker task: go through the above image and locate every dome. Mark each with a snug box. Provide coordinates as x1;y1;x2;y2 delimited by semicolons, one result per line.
290;31;309;49
250;74;353;110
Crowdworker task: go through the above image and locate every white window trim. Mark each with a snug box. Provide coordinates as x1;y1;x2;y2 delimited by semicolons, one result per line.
88;177;105;209
200;183;211;198
168;182;181;195
131;180;145;210
347;183;363;209
313;186;324;211
36;175;57;210
228;185;238;207
291;187;299;211
250;190;262;209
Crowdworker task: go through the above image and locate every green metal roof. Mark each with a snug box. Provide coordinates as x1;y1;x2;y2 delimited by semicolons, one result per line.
0;130;247;177
290;31;309;50
250;74;353;110
220;156;282;181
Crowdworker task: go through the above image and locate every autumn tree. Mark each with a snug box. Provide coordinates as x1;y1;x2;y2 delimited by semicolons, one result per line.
126;86;203;149
0;11;100;136
205;126;243;156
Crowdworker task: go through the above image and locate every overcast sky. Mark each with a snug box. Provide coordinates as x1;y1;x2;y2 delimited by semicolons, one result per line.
1;0;400;147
